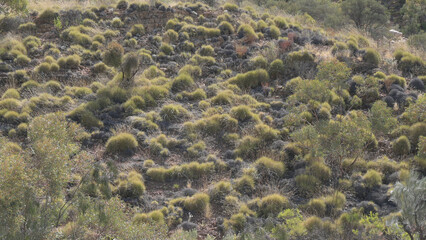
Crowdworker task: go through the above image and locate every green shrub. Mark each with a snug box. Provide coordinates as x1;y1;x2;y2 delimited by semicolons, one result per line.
224;213;246;233
362;48;380;68
67;105;103;129
284;51;316;79
307;162;331;183
223;3;238;11
209;181;232;202
199;45;214;57
269;59;284;79
160;43;173;55
106;133;138;155
0;98;21;111
160;104;190;122
218;21;234;35
187;141;206;158
274;16;288;28
393;135;411;156
307;198;326;217
36;9;57;25
111;17;123;28
130;24;145;37
250;56;268;69
163;29;178;43
18;22;36;32
116;170;145;198
258;194;289;217
256;157;285;178
363;169;382;188
58;55;81;69
3;111;20;123
254;123;280;142
228;69;269;89
269;25;280;39
234;175;255;195
211;91;233;105
409;122;426;147
103;42;124;68
324;191;346;211
235;136;261;159
237;24;258;42
230;105;257;122
295;174;320;196
2;89;20;99
14;55;30;65
172;74;195;92
176;89;206;101
393;50;426;76
183;193;210;216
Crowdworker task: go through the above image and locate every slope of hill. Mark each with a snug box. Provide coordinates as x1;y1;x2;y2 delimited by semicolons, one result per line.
0;1;425;239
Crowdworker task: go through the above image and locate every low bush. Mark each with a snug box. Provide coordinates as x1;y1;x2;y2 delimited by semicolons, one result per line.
58;55;81;69
235;136;261;159
254;123;280;142
218;21;234;35
392;135;411;156
230;105;258;122
160;43;173;55
237;24;258;43
324;191;346;211
234;175;255;195
269;26;280;39
250;56;268;69
363;169;382;188
116;170;145;198
223;3;238;11
199;45;214;57
255;157;285;178
224;213;246;233
295;174;320;196
105;133;138;155
183;193;210;216
258;194;289;217
307;162;331;183
129;24;145;37
394;50;426;76
274;16;288;28
209;181;232;202
307;198;326;217
68;105;103;129
409;122;426;147
171;74;194;92
2;89;20;99
160;104;190;123
269;59;284;79
228;69;269;89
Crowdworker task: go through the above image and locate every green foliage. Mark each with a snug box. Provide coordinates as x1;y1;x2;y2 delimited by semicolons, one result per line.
105;133;138;155
199;45;215;57
393;135;411;156
160;104;190;123
130;24;145;37
370;100;398;135
269;25;280;39
58;54;81;69
269;59;284;79
116;170;145;198
256;157;285;178
223;3;238;11
307;161;331;183
209;180;232;202
228;69;269;89
234;175;255;195
363;169;382;188
316;60;351;91
68;105;103;129
400;0;426;35
224;213;246;233
103;42;124;68
362;48;381;68
409;122;426;147
341;0;389;33
258;194;289;217
218;21;234;34
183;193;210;216
172;74;194;92
393;50;426;76
237;24;258;42
296;174;320;196
160;43;173;55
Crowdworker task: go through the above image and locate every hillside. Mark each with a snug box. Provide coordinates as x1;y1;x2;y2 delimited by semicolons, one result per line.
0;1;425;239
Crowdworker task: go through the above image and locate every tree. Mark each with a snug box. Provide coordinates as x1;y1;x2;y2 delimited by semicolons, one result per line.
400;0;426;35
390;173;426;240
341;0;389;32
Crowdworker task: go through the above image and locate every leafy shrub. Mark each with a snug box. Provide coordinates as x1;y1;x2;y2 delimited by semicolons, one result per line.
295;174;320;196
36;9;57;25
269;26;280;39
394;50;426;76
172;74;195;92
409;122;426;147
106;133;138;155
160;43;173;55
274;17;288;28
255;157;285;178
103;42;124;68
223;3;238;11
224;213;246;233
218;21;234;34
324;191;346;211
254;123;280;142
2;89;20;99
284;51;316;80
235;136;261;159
370;101;398;135
68;106;103;129
234;175;255;195
237;24;258;43
258;194;289;217
209;181;232;202
183;193;210;216
230;105;258;122
250;56;268;69
269;59;284;79
116;170;145;198
307;162;331;183
199;45;214;57
112;17;123;28
393;135;411;156
363;169;382;188
58;55;81;69
307;198;326;217
228;69;269;89
129;24;145;37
